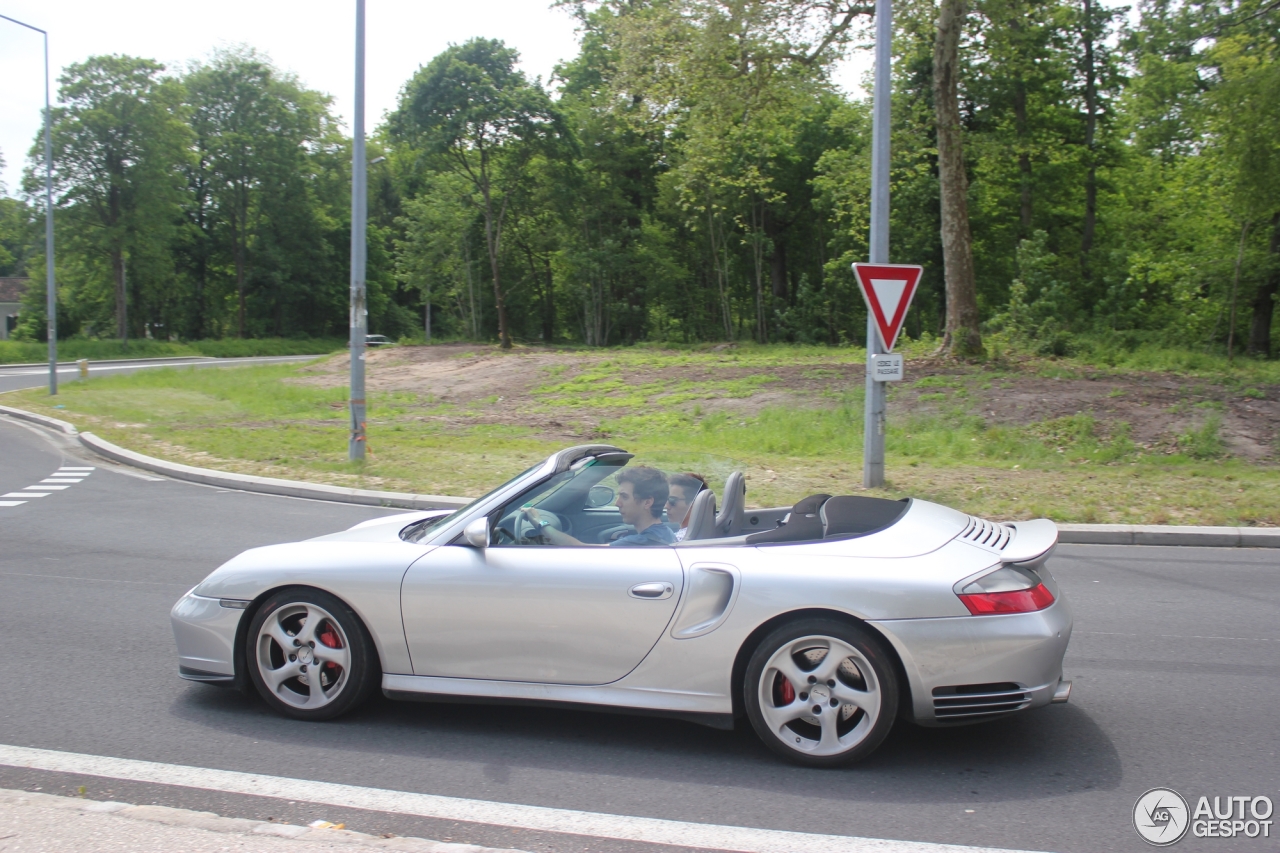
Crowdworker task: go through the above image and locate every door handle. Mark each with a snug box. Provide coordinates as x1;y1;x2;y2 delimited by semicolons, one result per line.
629;582;674;600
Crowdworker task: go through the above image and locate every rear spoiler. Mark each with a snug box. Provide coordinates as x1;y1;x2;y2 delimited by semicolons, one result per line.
999;519;1059;568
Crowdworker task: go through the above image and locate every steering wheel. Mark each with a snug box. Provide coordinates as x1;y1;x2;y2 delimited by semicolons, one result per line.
513;509;566;545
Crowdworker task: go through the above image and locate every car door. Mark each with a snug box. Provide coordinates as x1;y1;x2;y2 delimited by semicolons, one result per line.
401;544;683;685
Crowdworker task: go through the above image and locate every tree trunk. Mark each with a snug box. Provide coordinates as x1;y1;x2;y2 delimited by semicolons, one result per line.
752;201;767;344
1014;86;1032;239
113;249;127;345
1011;20;1033;240
769;240;788;301
933;0;984;357
480;184;511;350
1247;211;1280;358
235;237;247;339
1227;220;1250;360
707;204;733;341
1080;0;1099;281
543;255;555;343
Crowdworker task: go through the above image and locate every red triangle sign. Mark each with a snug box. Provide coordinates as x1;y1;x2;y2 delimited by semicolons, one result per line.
853;263;922;352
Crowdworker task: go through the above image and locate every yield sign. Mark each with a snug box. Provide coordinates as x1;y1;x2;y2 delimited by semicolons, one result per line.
853;263;923;352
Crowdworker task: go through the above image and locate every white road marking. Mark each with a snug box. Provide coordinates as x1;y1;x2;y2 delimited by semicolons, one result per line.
0;745;1046;853
1;468;92;509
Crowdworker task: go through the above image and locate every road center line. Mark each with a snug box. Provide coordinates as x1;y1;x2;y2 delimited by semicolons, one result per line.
0;745;1044;853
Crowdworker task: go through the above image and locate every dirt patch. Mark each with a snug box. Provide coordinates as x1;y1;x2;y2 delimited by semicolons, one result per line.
294;344;1280;460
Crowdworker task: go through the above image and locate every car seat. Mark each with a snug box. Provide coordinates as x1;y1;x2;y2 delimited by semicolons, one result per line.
681;490;719;541
715;472;746;536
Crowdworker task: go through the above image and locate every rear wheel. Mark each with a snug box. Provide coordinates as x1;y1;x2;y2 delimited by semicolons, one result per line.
246;588;378;721
744;618;898;767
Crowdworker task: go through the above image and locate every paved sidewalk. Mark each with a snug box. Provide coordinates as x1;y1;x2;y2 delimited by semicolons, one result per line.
0;788;526;853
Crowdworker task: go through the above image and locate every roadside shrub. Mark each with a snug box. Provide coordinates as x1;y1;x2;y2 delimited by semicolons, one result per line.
1179;414;1227;459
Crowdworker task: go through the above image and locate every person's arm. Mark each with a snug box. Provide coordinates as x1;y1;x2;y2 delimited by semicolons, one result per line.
523;507;587;546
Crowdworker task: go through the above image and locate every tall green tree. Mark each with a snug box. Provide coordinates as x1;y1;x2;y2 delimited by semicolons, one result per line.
391;38;571;349
183;48;341;338
44;55;189;341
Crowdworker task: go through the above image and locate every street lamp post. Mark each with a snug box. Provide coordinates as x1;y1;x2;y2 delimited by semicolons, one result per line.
863;0;892;488
349;0;368;461
0;13;56;395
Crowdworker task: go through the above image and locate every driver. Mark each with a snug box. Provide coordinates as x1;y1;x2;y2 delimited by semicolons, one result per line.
525;466;676;546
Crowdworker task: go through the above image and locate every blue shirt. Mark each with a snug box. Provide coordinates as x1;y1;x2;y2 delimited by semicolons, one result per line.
610;523;677;547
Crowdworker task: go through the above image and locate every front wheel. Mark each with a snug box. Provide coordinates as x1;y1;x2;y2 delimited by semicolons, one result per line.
744;618;898;767
246;588;379;721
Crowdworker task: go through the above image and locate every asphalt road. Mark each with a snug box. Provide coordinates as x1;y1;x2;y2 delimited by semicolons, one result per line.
0;414;1276;853
0;354;323;395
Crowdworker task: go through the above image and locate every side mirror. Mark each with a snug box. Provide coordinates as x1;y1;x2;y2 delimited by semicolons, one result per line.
586;485;615;508
463;517;490;548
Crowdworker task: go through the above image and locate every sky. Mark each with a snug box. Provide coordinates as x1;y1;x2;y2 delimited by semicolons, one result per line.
0;0;874;197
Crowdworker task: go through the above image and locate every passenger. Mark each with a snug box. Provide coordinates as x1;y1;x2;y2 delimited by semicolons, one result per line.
525;466;676;546
667;472;708;542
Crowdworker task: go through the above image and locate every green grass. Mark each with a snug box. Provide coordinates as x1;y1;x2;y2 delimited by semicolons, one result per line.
0;337;344;364
8;341;1278;526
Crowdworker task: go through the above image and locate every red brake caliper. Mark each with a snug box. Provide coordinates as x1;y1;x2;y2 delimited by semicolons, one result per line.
776;674;796;705
318;624;342;649
317;624;343;684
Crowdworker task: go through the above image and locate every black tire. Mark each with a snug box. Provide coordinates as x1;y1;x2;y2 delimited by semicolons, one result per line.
245;588;379;721
743;617;898;767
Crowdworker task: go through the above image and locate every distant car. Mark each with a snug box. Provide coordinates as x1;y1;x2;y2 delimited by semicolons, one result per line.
364;334;394;347
171;444;1072;766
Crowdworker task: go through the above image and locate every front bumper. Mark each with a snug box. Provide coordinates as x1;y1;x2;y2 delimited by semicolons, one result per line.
171;592;244;683
870;594;1073;727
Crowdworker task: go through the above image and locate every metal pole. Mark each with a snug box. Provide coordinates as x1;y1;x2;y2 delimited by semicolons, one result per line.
1;14;56;394
348;0;368;461
863;0;892;488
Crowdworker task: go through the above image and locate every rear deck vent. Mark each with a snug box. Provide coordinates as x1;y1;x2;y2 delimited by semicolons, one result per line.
932;683;1032;720
959;516;1013;551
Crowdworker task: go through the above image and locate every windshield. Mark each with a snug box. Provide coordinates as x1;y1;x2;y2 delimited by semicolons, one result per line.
400;462;542;543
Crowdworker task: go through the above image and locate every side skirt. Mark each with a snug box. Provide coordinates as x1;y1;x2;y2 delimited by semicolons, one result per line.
382;673;736;731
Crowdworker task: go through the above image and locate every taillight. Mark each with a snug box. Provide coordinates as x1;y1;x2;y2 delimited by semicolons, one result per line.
956;565;1055;615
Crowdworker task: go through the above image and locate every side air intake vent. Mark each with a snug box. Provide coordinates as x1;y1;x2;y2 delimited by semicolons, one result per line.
932;683;1032;720
959;516;1014;551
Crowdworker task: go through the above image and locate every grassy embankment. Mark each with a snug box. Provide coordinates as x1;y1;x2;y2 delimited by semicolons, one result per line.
0;337;345;363
7;339;1278;526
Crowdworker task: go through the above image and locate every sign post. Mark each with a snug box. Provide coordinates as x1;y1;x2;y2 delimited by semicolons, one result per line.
863;0;893;489
855;263;922;488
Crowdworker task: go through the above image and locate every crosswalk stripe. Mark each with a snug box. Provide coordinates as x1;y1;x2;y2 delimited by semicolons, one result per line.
0;501;26;507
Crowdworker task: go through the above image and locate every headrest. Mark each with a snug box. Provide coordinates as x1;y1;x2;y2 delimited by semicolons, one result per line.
682;489;719;541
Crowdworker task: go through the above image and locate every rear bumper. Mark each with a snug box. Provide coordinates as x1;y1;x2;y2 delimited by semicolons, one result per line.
171;592;243;681
870;594;1073;727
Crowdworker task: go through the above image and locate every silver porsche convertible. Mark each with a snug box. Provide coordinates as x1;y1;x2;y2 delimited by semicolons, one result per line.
172;444;1072;766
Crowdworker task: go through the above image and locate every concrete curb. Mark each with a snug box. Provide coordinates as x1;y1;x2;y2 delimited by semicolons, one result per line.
1;404;1275;545
77;431;471;512
0;403;79;436
1057;523;1280;548
0;786;527;852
